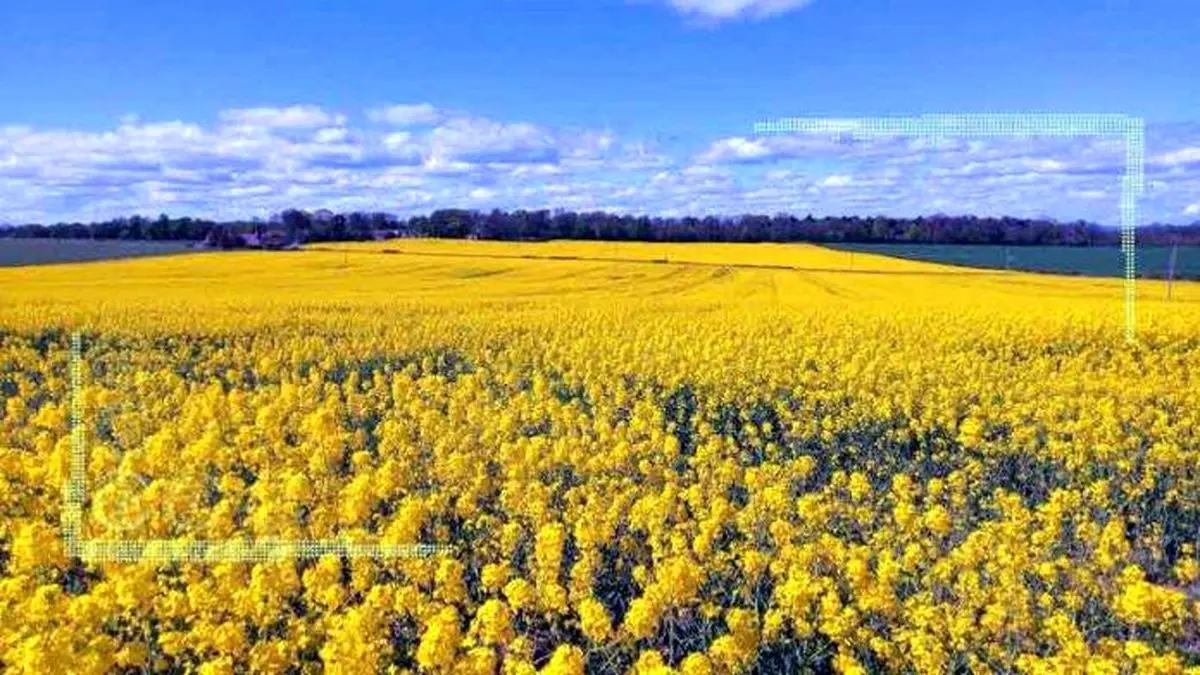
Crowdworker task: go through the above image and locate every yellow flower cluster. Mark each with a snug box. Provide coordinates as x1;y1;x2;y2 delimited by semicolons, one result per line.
1;239;1199;673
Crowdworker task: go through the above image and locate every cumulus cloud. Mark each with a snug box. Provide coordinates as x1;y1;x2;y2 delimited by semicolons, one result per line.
218;105;344;129
419;155;479;178
820;174;852;187
366;103;444;127
698;133;918;165
560;129;617;160
1153;146;1200;168
508;164;566;179
3;106;1200;225
654;0;816;21
314;127;349;144
696;137;773;164
429;117;560;165
563;137;673;172
648;165;736;197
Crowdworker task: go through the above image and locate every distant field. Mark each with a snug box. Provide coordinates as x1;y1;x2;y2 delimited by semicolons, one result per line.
315;238;987;274
826;243;1200;279
0;238;195;267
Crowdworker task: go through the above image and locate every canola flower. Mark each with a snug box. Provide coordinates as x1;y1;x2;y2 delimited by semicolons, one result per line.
0;239;1199;673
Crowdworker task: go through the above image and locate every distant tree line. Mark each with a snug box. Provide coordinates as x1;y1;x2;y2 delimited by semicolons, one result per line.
3;208;1200;246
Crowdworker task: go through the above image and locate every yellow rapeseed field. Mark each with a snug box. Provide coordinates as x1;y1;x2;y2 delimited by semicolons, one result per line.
1;240;1198;674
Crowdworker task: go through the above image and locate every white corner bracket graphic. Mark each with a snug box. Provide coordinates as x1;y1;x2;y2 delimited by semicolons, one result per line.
753;114;1143;343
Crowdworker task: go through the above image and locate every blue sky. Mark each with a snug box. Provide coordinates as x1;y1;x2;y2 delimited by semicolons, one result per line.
1;0;1198;224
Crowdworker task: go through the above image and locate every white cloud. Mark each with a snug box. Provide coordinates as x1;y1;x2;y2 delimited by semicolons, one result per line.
362;168;426;190
566;139;672;172
218;105;344;129
314;127;349;144
367;103;444;126
648;166;735;197
1029;159;1066;172
1154;147;1200;167
225;185;274;198
656;0;816;21
560;129;617;160
381;131;417;151
430;117;559;164
421;155;477;177
3;105;1200;225
681;165;726;178
697;137;772;163
508;164;564;178
698;132;924;166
